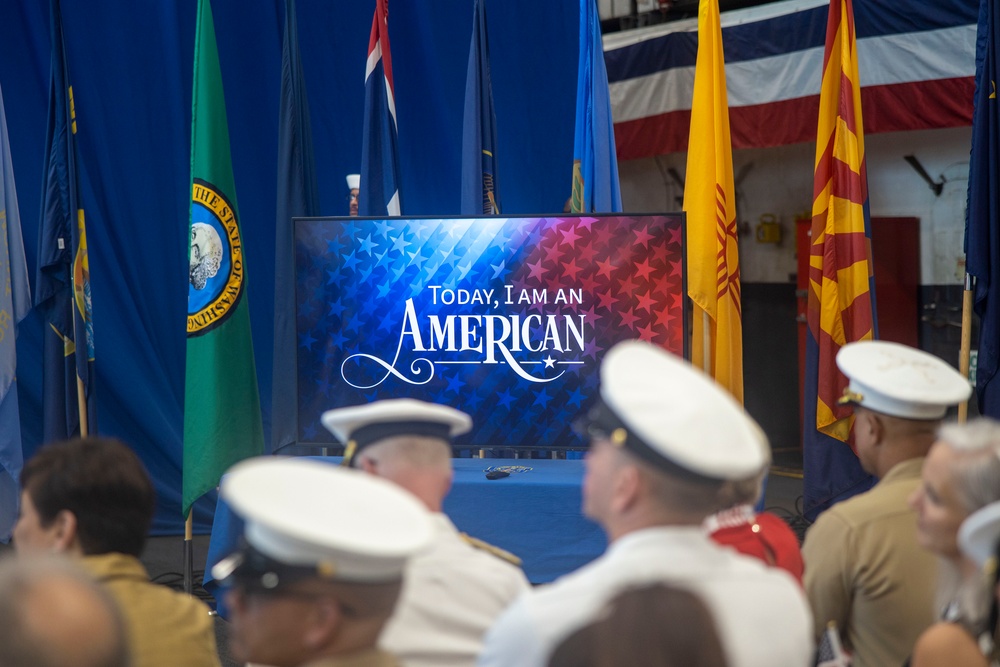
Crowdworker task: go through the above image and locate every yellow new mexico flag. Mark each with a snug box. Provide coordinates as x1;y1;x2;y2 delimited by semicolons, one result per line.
683;0;742;403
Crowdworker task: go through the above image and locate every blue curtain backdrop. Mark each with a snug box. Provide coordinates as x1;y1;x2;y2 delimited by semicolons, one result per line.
0;0;578;533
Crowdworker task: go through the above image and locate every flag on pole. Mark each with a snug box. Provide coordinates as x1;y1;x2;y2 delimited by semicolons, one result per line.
183;0;265;517
35;0;96;443
803;0;877;519
682;0;742;403
966;0;1000;418
271;0;319;454
570;0;622;214
360;0;401;217
460;0;501;216
0;82;31;542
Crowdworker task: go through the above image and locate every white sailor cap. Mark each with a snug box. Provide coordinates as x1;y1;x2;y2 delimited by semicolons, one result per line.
959;501;1000;569
576;340;768;482
211;457;432;588
322;399;472;467
346;173;360;190
836;341;970;420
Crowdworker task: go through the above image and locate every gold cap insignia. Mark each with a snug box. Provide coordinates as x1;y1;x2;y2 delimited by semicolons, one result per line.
316;560;337;579
837;390;864;406
341;441;357;466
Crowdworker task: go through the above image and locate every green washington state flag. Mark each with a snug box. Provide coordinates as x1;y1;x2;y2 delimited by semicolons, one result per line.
183;0;264;517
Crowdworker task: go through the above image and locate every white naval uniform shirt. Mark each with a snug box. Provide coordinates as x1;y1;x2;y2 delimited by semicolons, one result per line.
378;513;530;667
477;526;813;667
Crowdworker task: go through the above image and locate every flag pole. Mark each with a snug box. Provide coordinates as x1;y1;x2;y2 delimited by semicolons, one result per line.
702;310;712;374
76;376;88;436
184;510;194;595
959;272;974;423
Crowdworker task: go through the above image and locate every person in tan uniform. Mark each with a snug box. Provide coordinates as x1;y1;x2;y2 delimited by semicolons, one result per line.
321;399;530;667
212;456;433;667
802;341;971;667
12;437;220;667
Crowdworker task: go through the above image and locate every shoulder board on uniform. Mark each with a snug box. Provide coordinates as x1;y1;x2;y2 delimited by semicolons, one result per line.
459;533;523;568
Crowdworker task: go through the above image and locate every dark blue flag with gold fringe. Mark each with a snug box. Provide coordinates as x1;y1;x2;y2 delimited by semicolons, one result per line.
35;0;96;442
272;0;319;454
966;0;1000;418
460;0;500;215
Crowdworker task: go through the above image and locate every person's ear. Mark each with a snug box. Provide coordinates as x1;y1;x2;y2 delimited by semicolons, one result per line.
611;463;641;513
358;455;378;476
302;596;343;649
867;411;885;445
51;510;79;553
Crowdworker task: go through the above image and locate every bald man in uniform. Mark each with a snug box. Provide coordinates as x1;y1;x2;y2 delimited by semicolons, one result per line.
322;399;530;667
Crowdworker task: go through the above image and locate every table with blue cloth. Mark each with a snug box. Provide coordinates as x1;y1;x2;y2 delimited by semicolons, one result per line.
203;458;607;610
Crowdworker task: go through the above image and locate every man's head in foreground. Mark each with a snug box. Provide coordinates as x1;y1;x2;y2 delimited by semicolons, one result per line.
576;340;769;542
0;555;129;667
214;457;433;667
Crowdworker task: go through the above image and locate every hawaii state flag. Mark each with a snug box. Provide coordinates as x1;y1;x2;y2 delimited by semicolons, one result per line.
802;0;878;519
360;0;401;217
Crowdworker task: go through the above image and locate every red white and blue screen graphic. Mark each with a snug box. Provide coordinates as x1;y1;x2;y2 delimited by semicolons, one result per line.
294;215;686;448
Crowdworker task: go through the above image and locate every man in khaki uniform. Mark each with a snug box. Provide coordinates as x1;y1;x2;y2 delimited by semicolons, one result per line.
213;457;433;667
803;341;971;667
13;438;220;667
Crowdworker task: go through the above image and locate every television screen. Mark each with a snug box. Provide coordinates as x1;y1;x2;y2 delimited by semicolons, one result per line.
294;214;687;449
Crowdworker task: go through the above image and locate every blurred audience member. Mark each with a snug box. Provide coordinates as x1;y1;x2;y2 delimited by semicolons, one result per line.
802;341;970;667
215;457;433;667
547;583;728;667
479;341;812;667
908;419;1000;667
0;554;130;667
707;453;803;583
14;437;220;667
323;399;530;667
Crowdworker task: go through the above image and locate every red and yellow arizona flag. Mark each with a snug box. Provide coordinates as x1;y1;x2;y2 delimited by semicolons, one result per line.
803;0;877;518
684;0;742;403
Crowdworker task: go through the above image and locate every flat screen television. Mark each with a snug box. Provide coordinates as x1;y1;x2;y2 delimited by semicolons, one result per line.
294;214;687;450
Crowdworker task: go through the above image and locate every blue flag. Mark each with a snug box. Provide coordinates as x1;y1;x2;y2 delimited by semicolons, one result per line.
966;0;1000;418
35;0;96;443
460;0;500;216
360;0;401;217
570;0;622;214
0;82;31;541
272;0;319;454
